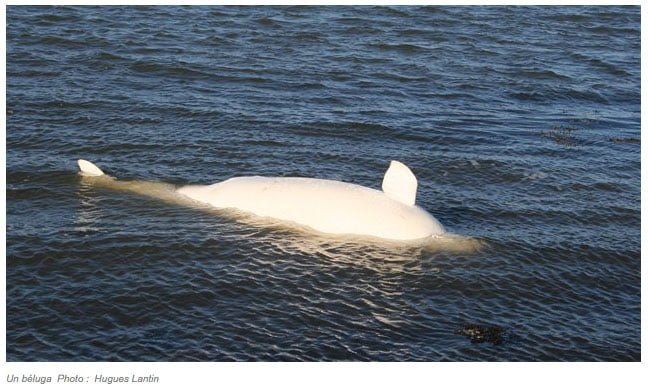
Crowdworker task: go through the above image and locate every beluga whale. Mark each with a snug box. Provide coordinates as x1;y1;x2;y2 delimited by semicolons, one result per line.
77;159;451;243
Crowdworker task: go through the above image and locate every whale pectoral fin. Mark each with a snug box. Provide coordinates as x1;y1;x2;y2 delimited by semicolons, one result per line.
381;160;417;206
78;159;105;176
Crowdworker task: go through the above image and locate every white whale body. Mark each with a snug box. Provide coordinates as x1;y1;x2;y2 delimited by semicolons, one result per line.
77;159;446;241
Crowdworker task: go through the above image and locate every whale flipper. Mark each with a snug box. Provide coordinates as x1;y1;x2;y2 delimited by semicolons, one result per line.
78;159;105;176
381;160;417;206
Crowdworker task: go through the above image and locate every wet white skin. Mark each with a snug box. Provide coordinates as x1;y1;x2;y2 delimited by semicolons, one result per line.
78;159;451;242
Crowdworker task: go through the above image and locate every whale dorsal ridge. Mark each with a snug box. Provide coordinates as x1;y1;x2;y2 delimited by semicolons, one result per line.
381;160;417;206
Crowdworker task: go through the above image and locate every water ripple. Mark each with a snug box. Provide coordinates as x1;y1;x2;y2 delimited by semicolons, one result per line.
6;5;639;361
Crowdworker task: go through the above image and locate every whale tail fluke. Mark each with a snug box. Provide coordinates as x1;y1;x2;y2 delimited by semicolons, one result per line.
77;159;105;176
77;159;188;206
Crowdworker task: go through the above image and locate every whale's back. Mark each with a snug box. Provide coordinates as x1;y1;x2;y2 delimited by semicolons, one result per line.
177;176;444;240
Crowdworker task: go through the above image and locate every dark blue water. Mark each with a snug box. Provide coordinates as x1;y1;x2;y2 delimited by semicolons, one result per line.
6;6;640;361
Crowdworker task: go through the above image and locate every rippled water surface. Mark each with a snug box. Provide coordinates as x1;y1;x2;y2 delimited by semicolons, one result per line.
6;6;640;361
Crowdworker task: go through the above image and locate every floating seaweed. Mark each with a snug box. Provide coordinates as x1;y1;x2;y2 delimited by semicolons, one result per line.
539;125;581;146
609;137;640;144
456;324;506;345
